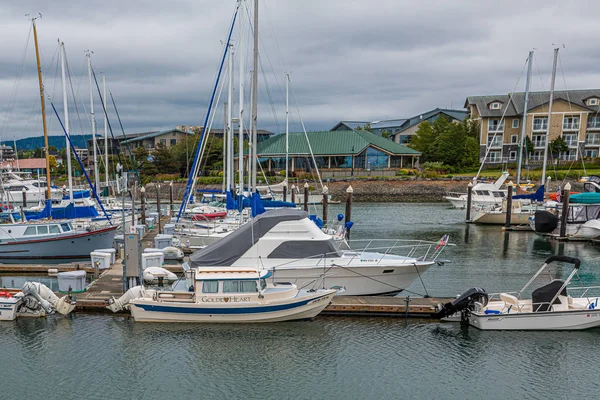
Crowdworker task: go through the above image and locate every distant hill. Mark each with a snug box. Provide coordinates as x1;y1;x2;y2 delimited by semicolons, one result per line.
1;135;92;151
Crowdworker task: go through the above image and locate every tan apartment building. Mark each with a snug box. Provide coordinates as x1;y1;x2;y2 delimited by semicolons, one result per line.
465;89;600;165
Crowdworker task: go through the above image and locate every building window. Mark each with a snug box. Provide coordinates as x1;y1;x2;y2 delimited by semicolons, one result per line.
488;119;504;132
585;149;598;158
170;139;177;146
532;134;546;148
559;150;576;161
313;156;329;169
533;117;548;131
160;139;166;146
330;156;352;168
355;147;389;169
489;102;502;110
487;135;502;147
531;150;544;161
563;116;580;130
562;133;578;147
509;151;517;161
588;116;600;129
587;98;599;106
511;135;518;144
488;151;501;163
586;133;600;145
512;119;519;129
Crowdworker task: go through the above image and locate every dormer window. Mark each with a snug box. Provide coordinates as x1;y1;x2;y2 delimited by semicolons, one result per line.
587;98;599;106
489;102;502;110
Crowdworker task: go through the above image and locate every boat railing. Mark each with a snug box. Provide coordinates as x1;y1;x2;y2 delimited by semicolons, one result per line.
487;287;600;313
347;239;452;262
445;191;466;198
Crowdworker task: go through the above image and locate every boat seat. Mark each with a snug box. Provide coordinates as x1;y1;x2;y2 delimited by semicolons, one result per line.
500;293;521;312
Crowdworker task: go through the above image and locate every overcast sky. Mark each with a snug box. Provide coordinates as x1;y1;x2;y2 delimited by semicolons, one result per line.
0;0;599;140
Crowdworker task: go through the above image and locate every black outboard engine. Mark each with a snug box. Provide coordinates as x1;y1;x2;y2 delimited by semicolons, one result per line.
436;287;488;319
534;210;559;233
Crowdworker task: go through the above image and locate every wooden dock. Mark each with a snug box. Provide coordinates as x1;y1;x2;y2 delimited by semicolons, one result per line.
2;215;451;319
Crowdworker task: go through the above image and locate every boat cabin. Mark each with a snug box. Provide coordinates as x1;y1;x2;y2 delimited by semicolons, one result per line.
193;267;269;295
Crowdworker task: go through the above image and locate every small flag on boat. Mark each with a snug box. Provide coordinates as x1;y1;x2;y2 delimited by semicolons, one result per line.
556;186;561;202
435;234;449;250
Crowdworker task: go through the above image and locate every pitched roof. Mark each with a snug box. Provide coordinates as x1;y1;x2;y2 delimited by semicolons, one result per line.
392;108;467;136
330;121;370;131
370;119;408;130
256;130;420;156
122;129;192;144
465;89;600;118
1;158;47;170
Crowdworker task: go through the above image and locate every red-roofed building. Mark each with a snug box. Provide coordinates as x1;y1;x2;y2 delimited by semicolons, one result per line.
1;158;47;174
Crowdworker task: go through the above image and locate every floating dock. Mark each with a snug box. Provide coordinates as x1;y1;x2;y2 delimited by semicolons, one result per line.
1;215;449;319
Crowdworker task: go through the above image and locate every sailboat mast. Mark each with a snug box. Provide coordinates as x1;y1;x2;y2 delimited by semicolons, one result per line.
87;52;99;190
227;45;234;192
103;75;109;187
60;41;74;203
516;50;533;186
13;138;19;172
541;47;559;186
238;34;245;193
32;19;51;200
251;0;258;192
285;73;290;183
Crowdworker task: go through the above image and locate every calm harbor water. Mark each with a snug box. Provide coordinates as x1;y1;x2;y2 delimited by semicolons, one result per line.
2;203;600;399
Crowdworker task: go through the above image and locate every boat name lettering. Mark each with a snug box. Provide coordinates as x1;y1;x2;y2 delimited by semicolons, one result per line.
200;296;251;303
360;259;377;263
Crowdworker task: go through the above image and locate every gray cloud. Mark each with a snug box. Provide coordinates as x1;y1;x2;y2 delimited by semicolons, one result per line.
1;0;600;141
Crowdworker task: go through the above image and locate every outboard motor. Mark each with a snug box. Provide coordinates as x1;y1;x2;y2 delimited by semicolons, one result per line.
436;287;488;319
534;210;559;233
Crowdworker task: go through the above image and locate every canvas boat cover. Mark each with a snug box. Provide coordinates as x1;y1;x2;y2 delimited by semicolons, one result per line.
188;209;309;267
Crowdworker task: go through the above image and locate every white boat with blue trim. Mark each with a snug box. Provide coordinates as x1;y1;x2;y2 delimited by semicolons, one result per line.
107;267;337;323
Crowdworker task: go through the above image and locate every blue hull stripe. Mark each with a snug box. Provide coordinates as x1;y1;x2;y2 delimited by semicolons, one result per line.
134;294;329;315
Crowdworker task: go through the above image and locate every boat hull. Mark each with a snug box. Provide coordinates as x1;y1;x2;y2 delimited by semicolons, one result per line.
472;211;531;225
129;291;335;323
469;309;600;330
0;226;117;260
267;263;433;296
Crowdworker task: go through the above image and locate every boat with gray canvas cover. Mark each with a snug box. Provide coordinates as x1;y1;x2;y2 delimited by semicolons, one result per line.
188;209;449;296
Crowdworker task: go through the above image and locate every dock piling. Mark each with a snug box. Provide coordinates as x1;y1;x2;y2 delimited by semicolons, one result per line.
283;183;287;202
505;181;513;228
303;182;309;212
141;186;146;226
466;182;472;221
156;183;162;234
345;185;353;240
322;186;328;228
560;182;571;238
291;184;296;204
169;181;174;217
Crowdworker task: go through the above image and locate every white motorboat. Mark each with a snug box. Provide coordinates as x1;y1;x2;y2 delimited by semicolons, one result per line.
444;172;509;209
531;199;600;240
107;267;337;323
438;256;600;330
188;209;449;296
0;282;76;320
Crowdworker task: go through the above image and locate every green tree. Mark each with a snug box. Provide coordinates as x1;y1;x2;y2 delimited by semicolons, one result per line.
382;130;391;139
523;136;534;157
33;147;43;158
362;123;372;132
152;143;177;173
549;137;569;164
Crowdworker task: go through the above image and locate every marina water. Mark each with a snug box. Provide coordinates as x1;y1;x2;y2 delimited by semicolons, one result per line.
2;203;599;399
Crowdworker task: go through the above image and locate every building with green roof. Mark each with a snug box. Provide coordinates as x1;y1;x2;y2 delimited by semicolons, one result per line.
254;130;420;177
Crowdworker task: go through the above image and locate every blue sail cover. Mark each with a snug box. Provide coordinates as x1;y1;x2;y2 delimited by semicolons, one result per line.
62;190;91;200
261;200;296;208
226;191;238;210
25;201;99;220
250;192;266;217
513;185;545;202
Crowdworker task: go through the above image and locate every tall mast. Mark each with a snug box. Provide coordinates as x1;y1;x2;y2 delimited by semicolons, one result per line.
222;101;227;193
227;45;234;192
86;51;99;190
285;73;290;184
60;41;73;203
251;0;258;192
32;18;51;200
238;32;245;193
541;47;559;186
103;75;109;187
516;50;533;186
